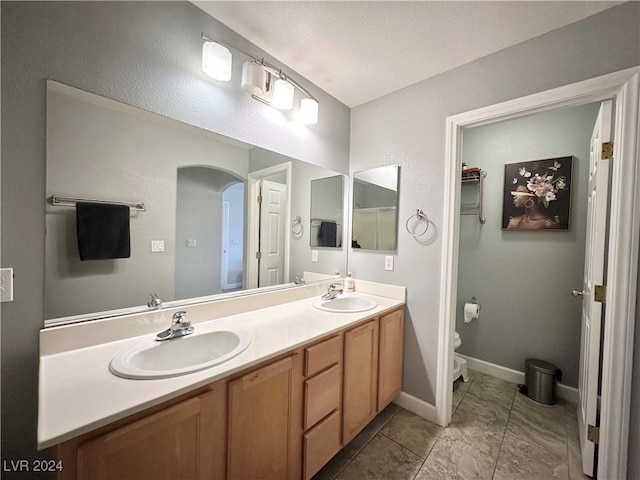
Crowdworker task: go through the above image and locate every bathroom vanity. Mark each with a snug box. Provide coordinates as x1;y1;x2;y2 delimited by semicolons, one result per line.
39;281;405;479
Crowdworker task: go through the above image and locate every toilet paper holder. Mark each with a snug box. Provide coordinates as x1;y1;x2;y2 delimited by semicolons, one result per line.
471;297;481;310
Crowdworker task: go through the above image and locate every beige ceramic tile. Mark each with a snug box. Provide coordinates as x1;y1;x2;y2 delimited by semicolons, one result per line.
467;372;517;410
441;391;510;458
495;432;569;479
321;371;577;480
507;400;568;460
336;434;424;480
513;391;571;428
416;433;497;480
380;409;444;458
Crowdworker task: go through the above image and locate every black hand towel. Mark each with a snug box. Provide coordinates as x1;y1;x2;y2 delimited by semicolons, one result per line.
319;221;337;247
76;202;131;260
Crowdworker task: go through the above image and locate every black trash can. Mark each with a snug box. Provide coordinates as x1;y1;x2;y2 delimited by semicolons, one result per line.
524;359;562;405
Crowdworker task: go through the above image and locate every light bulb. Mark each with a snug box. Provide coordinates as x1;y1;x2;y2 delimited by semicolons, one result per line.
241;62;267;95
300;97;319;124
202;41;232;81
271;79;294;110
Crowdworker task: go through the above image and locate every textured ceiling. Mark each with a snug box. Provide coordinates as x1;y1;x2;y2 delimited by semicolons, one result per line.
194;1;623;108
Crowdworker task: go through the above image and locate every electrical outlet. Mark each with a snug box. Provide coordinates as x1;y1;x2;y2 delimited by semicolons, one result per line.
384;255;394;271
187;239;197;248
311;250;318;262
0;268;14;303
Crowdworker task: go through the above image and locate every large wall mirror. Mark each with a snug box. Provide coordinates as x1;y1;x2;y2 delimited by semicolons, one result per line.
45;81;347;323
351;165;399;250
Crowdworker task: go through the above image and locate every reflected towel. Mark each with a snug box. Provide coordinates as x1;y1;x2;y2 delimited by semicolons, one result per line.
76;202;131;260
319;221;337;247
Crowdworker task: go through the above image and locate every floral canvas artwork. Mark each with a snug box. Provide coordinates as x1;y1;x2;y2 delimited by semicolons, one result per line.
502;156;573;230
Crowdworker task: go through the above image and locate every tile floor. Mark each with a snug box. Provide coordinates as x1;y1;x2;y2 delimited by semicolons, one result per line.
313;370;590;480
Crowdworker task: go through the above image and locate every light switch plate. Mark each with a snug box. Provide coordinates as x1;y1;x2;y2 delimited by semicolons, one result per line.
151;240;165;252
384;256;394;271
311;250;318;262
1;268;14;302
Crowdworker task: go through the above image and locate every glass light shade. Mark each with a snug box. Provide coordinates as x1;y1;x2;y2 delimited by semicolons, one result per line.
241;62;267;95
300;98;319;124
271;79;294;110
202;41;232;81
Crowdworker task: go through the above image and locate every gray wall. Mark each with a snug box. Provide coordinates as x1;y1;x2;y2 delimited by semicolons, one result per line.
349;1;639;411
1;0;350;469
457;103;599;388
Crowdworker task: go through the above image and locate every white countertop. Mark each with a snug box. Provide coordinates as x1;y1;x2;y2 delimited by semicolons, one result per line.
38;282;405;450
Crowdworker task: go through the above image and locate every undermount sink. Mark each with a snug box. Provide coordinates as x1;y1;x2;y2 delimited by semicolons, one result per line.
110;328;251;379
312;295;378;313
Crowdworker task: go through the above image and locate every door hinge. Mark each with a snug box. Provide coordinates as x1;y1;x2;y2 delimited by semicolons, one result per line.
257;195;263;204
587;424;600;444
594;284;606;303
601;141;613;160
256;251;262;260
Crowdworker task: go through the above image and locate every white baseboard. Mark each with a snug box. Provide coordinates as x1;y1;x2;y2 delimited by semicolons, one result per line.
458;354;579;404
392;391;437;424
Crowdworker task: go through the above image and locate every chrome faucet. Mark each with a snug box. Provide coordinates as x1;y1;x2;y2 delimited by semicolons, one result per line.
294;276;306;285
147;293;162;310
321;282;343;300
156;311;194;341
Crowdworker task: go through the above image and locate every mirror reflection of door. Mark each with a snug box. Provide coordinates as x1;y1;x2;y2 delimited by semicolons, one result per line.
258;177;287;287
175;166;245;299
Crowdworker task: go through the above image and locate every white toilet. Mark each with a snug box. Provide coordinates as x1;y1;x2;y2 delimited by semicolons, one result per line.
453;332;469;383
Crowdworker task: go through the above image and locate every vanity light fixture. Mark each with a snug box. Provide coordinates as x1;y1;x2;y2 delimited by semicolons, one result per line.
201;33;319;124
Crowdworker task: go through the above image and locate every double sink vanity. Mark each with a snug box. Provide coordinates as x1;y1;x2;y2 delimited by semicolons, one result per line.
38;279;405;479
40;80;406;479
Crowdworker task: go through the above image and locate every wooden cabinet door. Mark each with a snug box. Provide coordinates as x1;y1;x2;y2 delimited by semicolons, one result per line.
228;355;302;480
342;320;378;443
378;308;404;411
75;392;218;480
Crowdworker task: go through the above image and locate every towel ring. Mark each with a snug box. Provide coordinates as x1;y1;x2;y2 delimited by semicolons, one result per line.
291;216;303;236
406;209;430;237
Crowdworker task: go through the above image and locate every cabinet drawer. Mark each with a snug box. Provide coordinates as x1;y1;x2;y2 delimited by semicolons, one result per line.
303;410;341;480
304;335;341;377
304;363;341;430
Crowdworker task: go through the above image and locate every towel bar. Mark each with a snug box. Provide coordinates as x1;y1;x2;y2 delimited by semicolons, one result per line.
48;195;146;212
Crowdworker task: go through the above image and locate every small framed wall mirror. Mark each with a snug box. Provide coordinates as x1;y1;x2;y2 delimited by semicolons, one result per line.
310;175;344;248
351;165;400;250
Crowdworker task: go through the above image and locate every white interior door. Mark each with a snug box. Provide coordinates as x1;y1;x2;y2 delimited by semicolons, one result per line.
258;179;287;287
577;99;612;477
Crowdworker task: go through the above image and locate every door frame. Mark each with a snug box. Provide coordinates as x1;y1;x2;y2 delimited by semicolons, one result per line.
436;66;640;479
246;162;292;289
